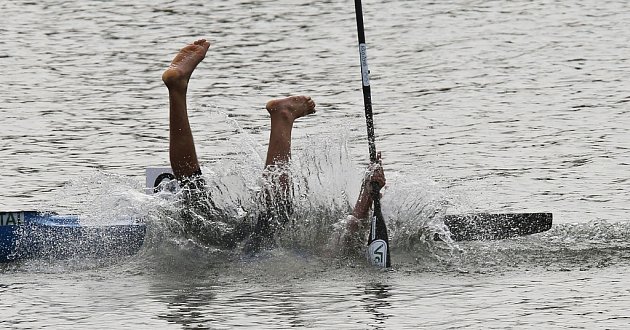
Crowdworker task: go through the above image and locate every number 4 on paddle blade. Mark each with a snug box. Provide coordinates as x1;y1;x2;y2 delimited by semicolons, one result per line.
367;208;391;268
367;239;388;267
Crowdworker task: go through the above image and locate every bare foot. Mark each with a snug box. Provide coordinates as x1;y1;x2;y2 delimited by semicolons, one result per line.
162;39;211;90
266;96;316;122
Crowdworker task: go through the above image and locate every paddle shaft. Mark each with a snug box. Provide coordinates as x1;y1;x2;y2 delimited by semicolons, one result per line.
354;0;391;268
354;0;377;163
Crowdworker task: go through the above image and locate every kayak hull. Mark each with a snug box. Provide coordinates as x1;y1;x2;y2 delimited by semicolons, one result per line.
0;211;145;262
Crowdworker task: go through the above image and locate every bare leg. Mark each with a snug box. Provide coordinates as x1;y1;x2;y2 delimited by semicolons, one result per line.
244;96;316;253
162;39;211;179
264;96;316;192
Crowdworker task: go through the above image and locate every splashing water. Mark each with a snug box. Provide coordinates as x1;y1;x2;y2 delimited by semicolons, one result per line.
29;106;630;274
36;107;460;269
36;106;630;275
41;171;153;223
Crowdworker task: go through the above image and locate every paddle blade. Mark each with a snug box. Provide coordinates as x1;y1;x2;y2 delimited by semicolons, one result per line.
367;199;391;268
437;212;553;241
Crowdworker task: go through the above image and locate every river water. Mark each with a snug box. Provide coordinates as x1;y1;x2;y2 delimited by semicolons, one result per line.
1;0;629;328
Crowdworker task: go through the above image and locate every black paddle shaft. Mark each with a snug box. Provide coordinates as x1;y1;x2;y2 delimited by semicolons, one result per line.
354;0;377;164
354;0;391;268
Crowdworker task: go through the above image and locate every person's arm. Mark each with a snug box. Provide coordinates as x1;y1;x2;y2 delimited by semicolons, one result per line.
326;154;386;254
348;154;386;232
352;167;385;219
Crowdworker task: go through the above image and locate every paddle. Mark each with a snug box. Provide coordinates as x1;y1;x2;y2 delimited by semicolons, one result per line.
354;0;391;268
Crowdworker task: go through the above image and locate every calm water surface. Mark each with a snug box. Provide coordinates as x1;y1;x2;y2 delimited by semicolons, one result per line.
1;0;629;328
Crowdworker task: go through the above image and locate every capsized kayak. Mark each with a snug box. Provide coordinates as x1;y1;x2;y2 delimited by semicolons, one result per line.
0;211;145;262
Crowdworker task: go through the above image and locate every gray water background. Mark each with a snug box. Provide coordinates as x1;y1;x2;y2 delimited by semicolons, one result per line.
1;0;629;328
